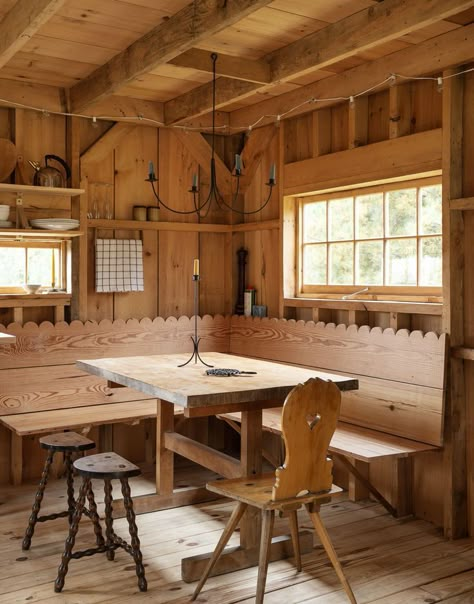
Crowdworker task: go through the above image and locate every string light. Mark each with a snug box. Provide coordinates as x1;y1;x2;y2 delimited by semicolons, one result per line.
0;66;472;133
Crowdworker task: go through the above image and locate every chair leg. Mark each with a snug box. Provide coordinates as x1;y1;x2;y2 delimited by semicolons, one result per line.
307;506;357;604
86;484;105;547
64;452;75;524
120;478;147;592
103;479;115;561
288;510;302;572
256;509;275;604
22;450;54;550
54;478;88;593
192;502;248;601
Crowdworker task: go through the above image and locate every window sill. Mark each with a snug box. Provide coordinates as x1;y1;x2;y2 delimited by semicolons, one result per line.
283;297;442;316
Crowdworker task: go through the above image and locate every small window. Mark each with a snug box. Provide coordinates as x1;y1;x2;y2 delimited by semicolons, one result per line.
0;241;63;293
298;179;442;297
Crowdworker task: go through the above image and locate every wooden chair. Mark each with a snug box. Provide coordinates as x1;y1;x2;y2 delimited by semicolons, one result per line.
192;377;357;604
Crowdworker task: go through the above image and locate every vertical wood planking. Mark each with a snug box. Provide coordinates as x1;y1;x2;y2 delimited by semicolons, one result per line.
114;126;158;319
348;96;368;149
442;68;467;538
389;84;413;139
367;90;388;143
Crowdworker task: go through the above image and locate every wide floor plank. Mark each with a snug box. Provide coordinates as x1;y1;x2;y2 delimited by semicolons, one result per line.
0;466;473;604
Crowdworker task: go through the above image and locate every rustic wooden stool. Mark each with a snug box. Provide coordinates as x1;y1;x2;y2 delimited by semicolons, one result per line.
22;431;96;551
54;452;147;593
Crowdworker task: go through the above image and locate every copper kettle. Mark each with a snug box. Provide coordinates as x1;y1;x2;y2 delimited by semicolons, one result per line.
29;155;71;188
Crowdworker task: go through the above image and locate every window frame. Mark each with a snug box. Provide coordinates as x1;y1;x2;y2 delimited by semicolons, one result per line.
296;176;442;299
0;239;67;294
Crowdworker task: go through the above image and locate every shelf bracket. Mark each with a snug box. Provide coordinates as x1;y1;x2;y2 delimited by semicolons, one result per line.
15;194;29;229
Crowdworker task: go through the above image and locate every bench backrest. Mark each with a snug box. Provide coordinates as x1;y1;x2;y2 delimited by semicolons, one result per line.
0;315;230;416
229;317;447;446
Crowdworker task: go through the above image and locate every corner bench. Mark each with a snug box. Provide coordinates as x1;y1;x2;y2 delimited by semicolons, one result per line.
0;315;230;485
226;317;447;517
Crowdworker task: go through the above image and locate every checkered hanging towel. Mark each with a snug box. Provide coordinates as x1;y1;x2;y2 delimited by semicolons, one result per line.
95;239;144;292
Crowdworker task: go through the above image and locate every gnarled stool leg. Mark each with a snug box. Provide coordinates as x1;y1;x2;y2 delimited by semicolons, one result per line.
104;479;115;561
120;478;147;592
22;450;54;550
64;452;75;524
86;484;104;547
54;478;88;593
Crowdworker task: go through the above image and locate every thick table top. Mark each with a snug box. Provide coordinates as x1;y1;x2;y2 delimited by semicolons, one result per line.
0;332;16;344
77;352;358;412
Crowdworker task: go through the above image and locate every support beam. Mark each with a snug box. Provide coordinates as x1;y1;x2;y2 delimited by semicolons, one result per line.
69;0;274;112
170;48;271;84
230;23;474;131
284;129;442;196
442;68;467;539
167;0;474;124
0;0;66;69
80;123;136;165
268;0;474;83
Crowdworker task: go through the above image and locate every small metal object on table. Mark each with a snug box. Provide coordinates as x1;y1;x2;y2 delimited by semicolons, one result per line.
178;272;213;368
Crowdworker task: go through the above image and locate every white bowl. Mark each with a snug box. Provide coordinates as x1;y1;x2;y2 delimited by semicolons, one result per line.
23;284;42;294
0;205;10;221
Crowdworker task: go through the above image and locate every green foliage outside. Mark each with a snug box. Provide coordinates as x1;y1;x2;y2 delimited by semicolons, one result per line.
302;184;442;287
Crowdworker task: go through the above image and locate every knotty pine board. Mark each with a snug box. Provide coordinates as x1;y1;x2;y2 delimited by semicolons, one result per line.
0;315;231;369
114;125;158;320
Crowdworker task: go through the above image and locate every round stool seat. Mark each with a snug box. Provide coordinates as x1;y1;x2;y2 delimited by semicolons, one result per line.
74;452;141;480
40;431;95;452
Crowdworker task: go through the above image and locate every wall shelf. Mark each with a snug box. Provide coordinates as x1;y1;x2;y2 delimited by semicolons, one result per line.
0;229;83;239
0;183;85;197
88;218;280;233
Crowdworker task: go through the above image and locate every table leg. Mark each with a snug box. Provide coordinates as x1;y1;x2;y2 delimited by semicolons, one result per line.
156;399;174;495
239;408;262;549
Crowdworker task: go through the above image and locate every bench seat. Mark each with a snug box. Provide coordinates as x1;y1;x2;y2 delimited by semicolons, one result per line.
220;409;439;462
219;408;441;517
0;400;165;436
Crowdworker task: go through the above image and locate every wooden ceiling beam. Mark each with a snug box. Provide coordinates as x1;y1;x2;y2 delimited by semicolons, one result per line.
0;79;164;126
165;0;474;125
229;22;474;131
169;49;271;84
0;0;66;69
268;0;474;83
165;77;259;125
69;0;274;113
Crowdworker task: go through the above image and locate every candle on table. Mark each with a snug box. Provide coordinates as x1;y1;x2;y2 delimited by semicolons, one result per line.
193;258;200;277
192;173;198;189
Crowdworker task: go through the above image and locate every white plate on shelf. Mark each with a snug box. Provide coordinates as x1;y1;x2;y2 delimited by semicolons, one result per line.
0;220;13;228
30;219;79;230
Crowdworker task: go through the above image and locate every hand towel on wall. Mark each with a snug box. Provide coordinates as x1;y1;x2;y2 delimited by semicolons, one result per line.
95;238;144;292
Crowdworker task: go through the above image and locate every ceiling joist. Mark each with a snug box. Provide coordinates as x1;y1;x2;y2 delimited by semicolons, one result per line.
0;0;66;69
170;48;271;84
164;0;474;125
229;21;474;131
69;0;274;113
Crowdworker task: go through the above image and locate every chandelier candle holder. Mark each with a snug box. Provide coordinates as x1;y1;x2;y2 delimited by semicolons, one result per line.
145;53;276;218
178;259;213;368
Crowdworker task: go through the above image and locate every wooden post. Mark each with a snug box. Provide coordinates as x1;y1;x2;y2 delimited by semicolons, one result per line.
442;68;467;539
156;399;175;495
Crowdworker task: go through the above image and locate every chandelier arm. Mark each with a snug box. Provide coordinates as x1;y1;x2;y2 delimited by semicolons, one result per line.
150;180;211;215
219;183;275;215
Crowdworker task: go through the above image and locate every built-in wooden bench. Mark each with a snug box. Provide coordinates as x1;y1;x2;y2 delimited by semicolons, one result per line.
224;316;447;517
0;315;230;485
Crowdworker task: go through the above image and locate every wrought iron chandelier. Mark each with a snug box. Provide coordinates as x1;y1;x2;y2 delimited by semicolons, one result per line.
146;53;276;217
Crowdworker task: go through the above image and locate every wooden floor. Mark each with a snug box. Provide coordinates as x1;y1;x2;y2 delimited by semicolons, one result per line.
1;467;474;604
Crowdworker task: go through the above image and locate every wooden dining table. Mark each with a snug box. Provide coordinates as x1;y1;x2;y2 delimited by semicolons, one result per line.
0;332;16;344
77;351;358;581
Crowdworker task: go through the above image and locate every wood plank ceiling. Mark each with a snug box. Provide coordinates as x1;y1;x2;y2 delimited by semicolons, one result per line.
0;0;473;130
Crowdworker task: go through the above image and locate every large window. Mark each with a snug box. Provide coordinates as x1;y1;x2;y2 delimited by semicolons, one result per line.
0;241;63;292
299;178;442;296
